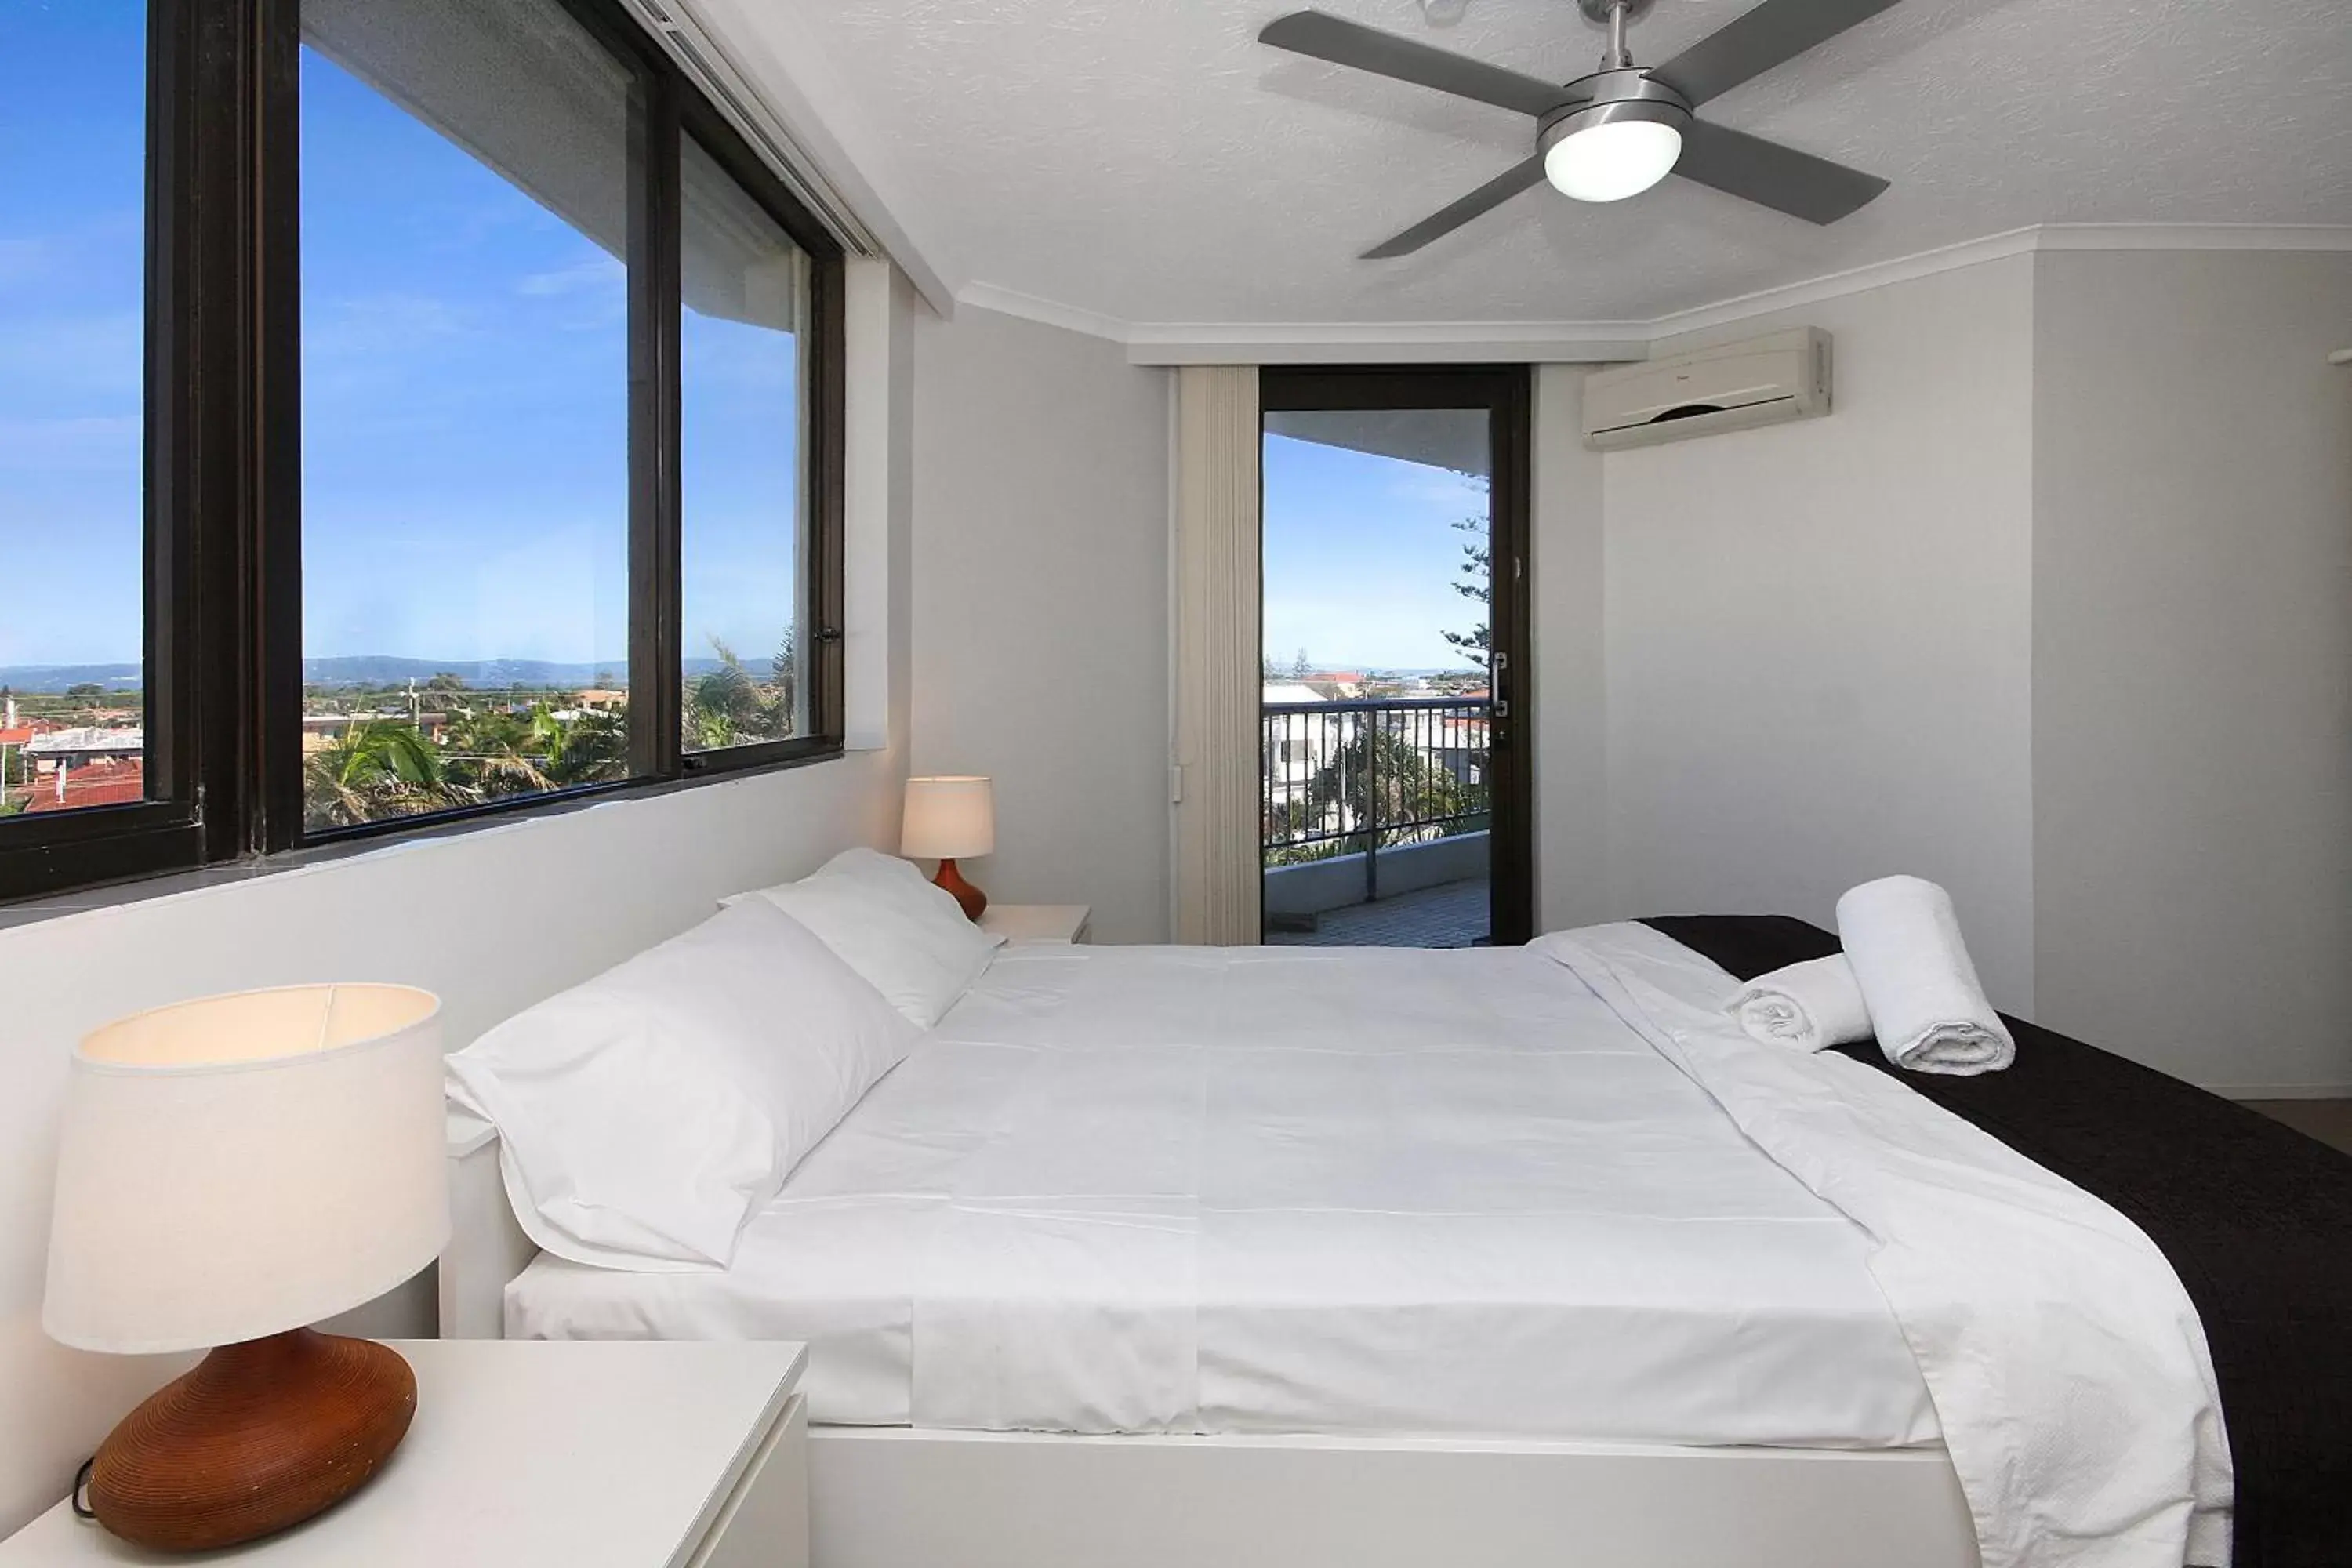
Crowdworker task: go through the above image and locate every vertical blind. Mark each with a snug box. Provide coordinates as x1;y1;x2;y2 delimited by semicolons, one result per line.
1171;365;1262;946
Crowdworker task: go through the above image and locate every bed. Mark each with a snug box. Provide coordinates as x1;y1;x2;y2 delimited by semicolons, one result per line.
505;942;1936;1445
443;921;2345;1568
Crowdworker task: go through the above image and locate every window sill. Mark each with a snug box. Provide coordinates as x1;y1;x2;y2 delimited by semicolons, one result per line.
0;742;847;931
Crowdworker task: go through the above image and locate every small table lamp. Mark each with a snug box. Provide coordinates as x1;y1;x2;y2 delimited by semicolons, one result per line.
902;775;995;920
43;983;448;1552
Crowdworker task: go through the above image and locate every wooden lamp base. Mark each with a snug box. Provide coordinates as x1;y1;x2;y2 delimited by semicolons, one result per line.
85;1328;417;1552
933;857;988;920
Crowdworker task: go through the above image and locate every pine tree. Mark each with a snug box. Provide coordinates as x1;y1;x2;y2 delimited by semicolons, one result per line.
1442;514;1490;663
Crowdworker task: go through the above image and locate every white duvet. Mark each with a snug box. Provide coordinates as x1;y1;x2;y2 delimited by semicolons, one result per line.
510;942;1936;1448
510;931;2232;1568
1540;924;2232;1568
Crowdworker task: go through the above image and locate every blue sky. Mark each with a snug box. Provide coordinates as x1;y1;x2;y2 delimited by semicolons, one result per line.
2;1;800;671
0;0;147;668
1262;434;1490;673
2;2;1478;677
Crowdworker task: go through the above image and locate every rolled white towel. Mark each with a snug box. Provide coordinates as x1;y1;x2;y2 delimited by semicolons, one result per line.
1834;875;2016;1076
1726;955;1874;1052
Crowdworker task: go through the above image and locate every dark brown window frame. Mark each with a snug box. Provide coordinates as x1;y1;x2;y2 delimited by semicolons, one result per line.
0;0;848;900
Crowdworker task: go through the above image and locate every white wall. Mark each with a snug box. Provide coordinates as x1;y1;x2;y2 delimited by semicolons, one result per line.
0;758;904;1534
909;303;1174;942
2031;249;2352;1094
0;269;921;1538
1591;257;2041;1011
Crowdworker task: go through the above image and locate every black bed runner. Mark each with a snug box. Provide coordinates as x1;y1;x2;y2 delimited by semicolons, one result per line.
1641;914;2352;1568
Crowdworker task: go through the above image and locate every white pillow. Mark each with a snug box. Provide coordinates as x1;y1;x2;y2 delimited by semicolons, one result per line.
731;847;1001;1029
445;898;916;1272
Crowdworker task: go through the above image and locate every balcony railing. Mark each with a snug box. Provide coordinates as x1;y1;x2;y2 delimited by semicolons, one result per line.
1261;696;1491;870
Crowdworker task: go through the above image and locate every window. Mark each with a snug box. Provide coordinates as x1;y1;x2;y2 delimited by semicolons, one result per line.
298;0;639;832
0;0;847;902
679;133;812;760
0;2;151;822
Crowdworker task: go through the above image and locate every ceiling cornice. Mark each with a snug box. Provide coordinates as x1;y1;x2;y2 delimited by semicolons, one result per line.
948;224;2352;365
683;0;963;317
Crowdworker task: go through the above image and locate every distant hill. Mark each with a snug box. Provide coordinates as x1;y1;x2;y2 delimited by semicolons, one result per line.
2;655;750;695
0;663;143;693
298;656;630;689
297;657;744;688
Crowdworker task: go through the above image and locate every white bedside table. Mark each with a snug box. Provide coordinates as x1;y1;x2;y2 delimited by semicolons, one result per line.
980;903;1092;944
2;1340;808;1567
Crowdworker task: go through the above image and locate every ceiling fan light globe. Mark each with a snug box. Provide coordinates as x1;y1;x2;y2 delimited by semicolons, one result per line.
1544;118;1683;202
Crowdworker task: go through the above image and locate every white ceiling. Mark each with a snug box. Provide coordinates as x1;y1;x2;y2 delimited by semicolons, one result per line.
744;0;2352;327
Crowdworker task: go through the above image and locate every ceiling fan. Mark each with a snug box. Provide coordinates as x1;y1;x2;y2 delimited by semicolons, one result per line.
1259;0;1901;258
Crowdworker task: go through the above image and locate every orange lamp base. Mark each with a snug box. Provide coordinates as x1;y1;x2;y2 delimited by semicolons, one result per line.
933;857;988;921
83;1328;416;1552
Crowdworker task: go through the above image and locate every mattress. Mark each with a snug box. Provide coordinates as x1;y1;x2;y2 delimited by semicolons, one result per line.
507;942;1939;1446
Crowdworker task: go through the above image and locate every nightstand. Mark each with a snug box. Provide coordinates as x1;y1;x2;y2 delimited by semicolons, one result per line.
980;903;1093;944
1;1340;808;1567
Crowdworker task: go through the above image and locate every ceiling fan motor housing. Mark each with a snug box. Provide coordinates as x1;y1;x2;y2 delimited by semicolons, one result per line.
1537;67;1693;158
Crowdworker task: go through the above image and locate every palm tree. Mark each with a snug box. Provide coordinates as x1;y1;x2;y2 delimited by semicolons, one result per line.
440;708;553;800
768;627;798;737
684;636;793;750
534;706;629;786
303;720;459;829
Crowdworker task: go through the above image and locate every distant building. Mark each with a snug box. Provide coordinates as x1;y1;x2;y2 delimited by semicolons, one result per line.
1262;683;1352;839
24;727;143;770
300;712;452;753
0;722;34;809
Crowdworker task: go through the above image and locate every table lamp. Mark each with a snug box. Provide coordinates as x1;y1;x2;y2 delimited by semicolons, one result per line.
43;983;448;1552
902;775;995;920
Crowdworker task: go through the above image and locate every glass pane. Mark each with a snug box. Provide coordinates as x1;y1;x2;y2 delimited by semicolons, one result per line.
680;134;809;753
298;0;637;832
0;1;150;818
1259;406;1494;949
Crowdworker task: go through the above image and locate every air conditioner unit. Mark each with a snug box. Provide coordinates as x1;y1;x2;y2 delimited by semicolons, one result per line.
1582;328;1831;451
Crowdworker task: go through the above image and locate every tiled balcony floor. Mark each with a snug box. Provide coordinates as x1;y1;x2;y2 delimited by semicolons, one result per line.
1264;876;1490;949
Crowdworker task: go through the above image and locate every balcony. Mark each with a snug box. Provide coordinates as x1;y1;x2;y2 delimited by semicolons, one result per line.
1261;695;1491;948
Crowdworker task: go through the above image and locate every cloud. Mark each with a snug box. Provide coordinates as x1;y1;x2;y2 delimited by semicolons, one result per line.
517;256;624;298
0;311;143;405
1387;472;1489;508
0;238;50;286
0;416;140;480
300;292;471;368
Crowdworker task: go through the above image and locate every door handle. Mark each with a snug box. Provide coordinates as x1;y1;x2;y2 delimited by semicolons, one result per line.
1491;651;1509;720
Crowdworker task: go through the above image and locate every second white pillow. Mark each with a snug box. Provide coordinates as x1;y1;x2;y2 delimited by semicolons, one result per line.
734;847;1001;1029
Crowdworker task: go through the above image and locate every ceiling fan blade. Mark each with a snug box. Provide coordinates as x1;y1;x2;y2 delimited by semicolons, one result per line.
1673;121;1887;223
1362;154;1550;260
1649;0;1906;108
1260;11;1570;119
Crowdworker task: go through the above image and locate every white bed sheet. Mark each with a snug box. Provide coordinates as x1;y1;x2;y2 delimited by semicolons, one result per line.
507;943;1938;1447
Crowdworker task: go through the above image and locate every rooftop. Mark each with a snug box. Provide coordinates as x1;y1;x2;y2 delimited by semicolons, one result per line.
19;757;146;815
23;727;144;757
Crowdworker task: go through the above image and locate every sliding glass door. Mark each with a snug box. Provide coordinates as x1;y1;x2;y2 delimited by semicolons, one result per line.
1258;367;1533;948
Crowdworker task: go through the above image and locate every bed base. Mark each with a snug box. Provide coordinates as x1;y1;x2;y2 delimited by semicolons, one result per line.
811;1425;1976;1568
444;1114;1980;1567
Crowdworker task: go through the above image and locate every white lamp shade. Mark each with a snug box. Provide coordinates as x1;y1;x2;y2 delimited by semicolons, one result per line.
43;984;448;1355
901;775;994;859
